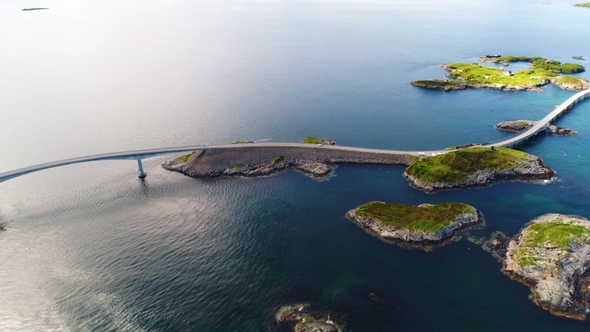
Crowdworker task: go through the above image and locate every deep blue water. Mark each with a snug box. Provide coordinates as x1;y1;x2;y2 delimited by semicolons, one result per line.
1;0;590;331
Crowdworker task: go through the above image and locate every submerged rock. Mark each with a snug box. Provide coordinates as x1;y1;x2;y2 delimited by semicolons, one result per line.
346;201;483;249
483;231;510;261
502;213;590;320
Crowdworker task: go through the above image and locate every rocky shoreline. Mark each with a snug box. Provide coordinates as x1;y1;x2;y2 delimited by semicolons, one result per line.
502;214;590;320
411;78;545;92
550;76;590;91
403;154;555;192
162;146;412;180
346;202;483;249
275;304;341;332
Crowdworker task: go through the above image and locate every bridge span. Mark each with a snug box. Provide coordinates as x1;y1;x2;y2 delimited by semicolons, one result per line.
1;88;588;183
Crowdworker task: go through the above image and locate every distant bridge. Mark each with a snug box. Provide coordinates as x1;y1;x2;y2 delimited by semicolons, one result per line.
0;88;588;183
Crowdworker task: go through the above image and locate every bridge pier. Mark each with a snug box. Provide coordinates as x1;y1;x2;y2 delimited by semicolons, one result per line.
137;159;146;178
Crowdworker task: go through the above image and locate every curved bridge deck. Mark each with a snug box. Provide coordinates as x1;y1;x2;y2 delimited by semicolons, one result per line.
1;89;589;183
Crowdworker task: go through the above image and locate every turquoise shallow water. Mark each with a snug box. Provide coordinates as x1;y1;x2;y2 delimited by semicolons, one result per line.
1;0;590;331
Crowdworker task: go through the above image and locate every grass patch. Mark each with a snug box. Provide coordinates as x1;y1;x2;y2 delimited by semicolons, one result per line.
354;201;472;234
446;63;556;85
230;163;248;170
494;56;537;63
271;155;285;164
301;137;323;144
553;76;585;85
176;153;193;162
575;2;590;7
515;220;590;266
405;147;528;183
232;140;249;144
523;221;590;248
515;248;540;267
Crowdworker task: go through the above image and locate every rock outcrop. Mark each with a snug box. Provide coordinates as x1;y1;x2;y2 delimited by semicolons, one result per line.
550;76;590;92
502;214;590;320
162;146;412;180
275;304;341;332
495;120;578;136
346;202;483;249
483;231;511;261
495;120;534;132
403;154;555;192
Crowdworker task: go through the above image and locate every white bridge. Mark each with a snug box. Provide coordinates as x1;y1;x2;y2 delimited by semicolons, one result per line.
1;88;589;183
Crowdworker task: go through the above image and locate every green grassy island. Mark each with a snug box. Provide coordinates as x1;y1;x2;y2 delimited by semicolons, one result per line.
412;56;586;92
403;147;555;191
503;214;590;320
347;201;482;248
353;201;472;234
574;2;590;6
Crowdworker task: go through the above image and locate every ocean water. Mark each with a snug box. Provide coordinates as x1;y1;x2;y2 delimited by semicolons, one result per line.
1;0;590;331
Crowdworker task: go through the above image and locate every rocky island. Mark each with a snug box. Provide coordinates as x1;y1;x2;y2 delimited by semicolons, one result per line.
502;213;590;320
403;147;555;192
162;145;411;180
275;304;341;332
574;2;590;7
346;201;483;249
495;120;578;136
412;56;586;92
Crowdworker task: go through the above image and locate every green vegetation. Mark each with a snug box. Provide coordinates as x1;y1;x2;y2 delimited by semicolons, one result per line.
524;221;590;248
176;153;193;162
232;140;249;144
517;121;532;127
354;201;472;234
301;137;324;144
489;56;584;73
574;2;590;6
515;220;590;266
553;75;586;85
494;56;535;63
230;163;248;169
406;147;528;183
532;58;584;73
271;155;285;165
446;63;555;85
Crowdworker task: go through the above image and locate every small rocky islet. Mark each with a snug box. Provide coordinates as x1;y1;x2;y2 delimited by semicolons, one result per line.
484;214;590;321
495;120;578;136
275;304;341;332
346;201;483;249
